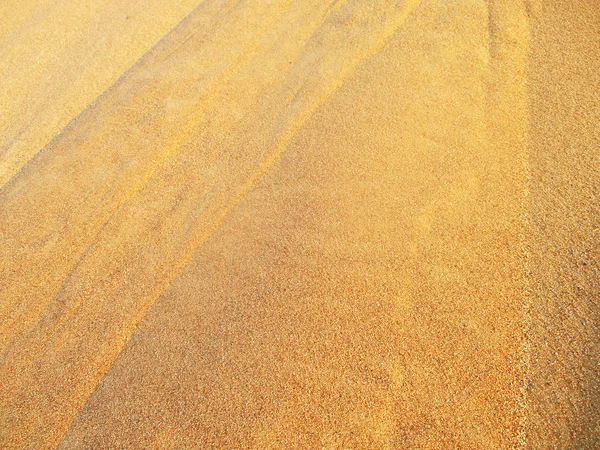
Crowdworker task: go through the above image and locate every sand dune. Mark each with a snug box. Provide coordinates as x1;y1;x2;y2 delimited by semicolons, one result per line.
0;0;598;448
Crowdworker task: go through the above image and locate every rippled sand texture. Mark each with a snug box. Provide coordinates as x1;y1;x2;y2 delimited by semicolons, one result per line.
0;0;598;448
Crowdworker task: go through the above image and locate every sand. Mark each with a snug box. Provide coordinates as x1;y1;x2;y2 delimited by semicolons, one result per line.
0;0;598;448
0;0;200;188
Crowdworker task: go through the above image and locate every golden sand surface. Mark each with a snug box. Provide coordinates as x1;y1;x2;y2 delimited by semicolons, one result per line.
0;0;598;448
0;0;200;188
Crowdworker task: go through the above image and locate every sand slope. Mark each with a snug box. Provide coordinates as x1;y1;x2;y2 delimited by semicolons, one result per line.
527;1;600;447
0;0;598;448
0;0;200;187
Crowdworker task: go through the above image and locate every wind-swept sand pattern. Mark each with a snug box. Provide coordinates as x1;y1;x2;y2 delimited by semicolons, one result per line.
527;1;600;447
0;0;598;448
0;0;202;188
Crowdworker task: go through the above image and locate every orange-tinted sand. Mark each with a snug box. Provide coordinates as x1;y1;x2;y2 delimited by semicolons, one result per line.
0;0;598;448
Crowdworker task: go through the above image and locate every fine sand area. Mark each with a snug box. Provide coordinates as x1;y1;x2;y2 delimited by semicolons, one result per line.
0;0;598;448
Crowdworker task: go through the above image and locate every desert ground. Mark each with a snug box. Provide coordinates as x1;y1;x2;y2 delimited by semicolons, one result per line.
0;0;598;448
